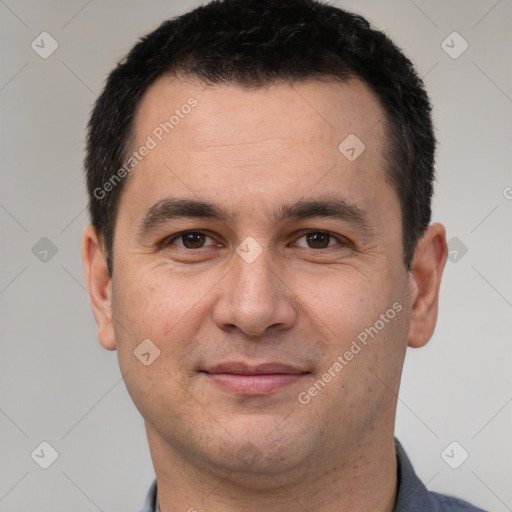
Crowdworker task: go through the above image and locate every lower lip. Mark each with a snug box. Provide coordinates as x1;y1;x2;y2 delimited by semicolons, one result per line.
204;373;309;394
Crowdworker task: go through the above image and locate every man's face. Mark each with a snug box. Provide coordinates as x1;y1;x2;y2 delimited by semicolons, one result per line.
98;76;416;478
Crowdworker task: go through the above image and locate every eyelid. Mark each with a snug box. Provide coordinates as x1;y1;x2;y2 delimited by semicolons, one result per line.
162;229;351;250
291;229;352;249
162;230;220;248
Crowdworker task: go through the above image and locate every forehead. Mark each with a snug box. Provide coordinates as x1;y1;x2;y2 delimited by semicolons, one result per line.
120;74;396;229
132;74;387;151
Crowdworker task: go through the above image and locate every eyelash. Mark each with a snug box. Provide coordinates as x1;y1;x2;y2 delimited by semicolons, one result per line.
161;230;351;251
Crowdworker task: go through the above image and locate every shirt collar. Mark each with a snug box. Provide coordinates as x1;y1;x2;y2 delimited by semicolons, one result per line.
392;437;436;511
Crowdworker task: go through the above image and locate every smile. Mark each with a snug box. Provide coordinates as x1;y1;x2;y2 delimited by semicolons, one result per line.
201;362;310;395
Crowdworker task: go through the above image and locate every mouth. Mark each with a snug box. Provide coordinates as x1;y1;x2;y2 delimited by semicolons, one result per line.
200;362;311;395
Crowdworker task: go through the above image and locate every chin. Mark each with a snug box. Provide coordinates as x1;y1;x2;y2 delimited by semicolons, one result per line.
201;420;314;477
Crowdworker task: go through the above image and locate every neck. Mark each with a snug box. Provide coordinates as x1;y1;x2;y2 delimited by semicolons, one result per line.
147;422;398;512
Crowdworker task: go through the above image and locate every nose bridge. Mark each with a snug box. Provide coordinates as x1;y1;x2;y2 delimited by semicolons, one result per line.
212;240;296;336
233;241;281;309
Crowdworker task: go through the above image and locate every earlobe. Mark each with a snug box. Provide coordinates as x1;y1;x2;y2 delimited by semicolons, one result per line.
82;225;117;351
407;223;448;349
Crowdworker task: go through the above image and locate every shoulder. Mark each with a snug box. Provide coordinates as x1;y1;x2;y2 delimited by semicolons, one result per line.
429;491;488;512
429;492;486;512
139;478;157;512
393;438;488;512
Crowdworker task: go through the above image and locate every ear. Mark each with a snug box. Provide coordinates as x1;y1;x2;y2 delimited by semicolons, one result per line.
82;224;116;350
407;223;448;349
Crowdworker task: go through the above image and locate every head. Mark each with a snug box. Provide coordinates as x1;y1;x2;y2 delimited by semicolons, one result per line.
83;0;447;487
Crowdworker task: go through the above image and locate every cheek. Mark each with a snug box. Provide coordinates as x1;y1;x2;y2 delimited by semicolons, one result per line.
111;266;215;359
110;270;207;420
297;270;380;339
299;267;409;377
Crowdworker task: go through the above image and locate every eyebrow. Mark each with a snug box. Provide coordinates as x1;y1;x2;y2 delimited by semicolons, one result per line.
137;196;374;237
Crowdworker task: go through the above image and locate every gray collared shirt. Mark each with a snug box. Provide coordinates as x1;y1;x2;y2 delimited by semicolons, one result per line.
140;438;487;511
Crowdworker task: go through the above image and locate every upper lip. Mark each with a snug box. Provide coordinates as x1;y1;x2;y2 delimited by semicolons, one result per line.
204;362;309;375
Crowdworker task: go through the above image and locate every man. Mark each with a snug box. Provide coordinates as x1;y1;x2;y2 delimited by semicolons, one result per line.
81;0;486;510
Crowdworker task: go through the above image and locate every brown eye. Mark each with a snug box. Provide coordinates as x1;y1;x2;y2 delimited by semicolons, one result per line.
294;231;345;249
181;232;206;248
164;231;217;249
305;232;331;249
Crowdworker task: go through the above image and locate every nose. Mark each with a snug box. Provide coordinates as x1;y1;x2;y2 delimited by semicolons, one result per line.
211;245;297;337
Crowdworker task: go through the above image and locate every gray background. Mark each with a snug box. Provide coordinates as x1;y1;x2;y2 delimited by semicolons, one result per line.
1;1;511;511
